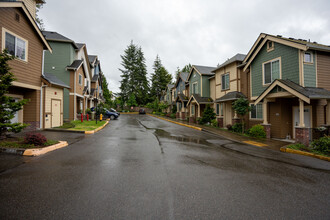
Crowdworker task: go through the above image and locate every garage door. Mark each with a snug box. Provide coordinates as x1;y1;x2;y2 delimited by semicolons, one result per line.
51;100;61;127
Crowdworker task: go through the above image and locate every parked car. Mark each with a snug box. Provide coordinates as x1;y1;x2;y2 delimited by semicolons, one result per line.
139;109;146;114
110;108;120;116
104;110;119;120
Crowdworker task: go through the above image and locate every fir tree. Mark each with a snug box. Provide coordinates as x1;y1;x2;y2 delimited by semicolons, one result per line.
36;1;45;30
150;55;172;100
102;76;112;106
0;50;28;137
119;41;149;105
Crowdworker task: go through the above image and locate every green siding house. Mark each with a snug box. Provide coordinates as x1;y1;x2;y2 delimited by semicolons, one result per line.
186;65;215;120
243;33;330;145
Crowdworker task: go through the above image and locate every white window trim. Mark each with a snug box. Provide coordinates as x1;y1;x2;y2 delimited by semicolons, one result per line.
304;51;313;64
191;105;195;115
262;57;282;86
267;41;274;52
2;27;28;62
221;73;230;91
78;74;83;85
250;103;263;120
192;82;198;94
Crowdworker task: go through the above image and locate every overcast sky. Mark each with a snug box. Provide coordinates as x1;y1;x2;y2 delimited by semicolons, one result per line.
39;0;330;93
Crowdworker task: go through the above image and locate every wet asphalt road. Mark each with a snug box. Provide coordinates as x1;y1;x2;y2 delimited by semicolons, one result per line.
0;114;330;220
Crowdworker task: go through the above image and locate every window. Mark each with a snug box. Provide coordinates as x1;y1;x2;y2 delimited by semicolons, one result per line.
192;83;198;94
191;105;195;115
5;32;27;61
78;74;82;85
179;103;182;110
267;41;274;51
263;59;280;84
250;103;263;119
221;73;230;90
216;104;220;115
304;52;313;63
220;103;224;116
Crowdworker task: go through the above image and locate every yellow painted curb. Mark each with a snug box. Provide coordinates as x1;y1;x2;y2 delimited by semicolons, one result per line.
23;141;68;156
148;114;203;131
281;147;330;162
85;121;109;134
243;140;268;147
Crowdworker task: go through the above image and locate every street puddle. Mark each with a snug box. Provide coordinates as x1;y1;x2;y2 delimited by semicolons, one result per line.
154;129;210;146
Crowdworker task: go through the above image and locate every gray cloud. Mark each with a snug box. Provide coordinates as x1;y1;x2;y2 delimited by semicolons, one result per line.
40;0;330;93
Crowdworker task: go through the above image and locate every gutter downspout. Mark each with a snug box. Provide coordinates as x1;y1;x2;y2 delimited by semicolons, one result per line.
40;50;46;129
74;71;76;120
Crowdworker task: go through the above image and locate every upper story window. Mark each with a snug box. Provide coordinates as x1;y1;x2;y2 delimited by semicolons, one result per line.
4;31;27;61
250;103;263;119
221;73;230;90
192;83;198;94
78;74;82;85
263;59;280;85
304;52;313;63
267;41;274;52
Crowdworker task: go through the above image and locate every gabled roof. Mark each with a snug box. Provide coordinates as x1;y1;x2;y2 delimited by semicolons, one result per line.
167;84;175;91
243;33;330;72
66;60;83;70
187;65;216;82
42;73;70;89
255;79;330;105
76;43;85;50
91;74;99;82
0;2;52;52
42;31;78;49
187;94;213;106
88;55;97;65
175;93;189;102
212;53;246;72
83;86;89;95
175;72;189;88
215;91;246;103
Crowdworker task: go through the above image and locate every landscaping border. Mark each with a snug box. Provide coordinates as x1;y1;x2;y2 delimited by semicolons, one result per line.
0;141;68;156
84;120;109;134
280;146;330;162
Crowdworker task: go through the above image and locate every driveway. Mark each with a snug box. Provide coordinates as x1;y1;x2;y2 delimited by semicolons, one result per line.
0;115;329;219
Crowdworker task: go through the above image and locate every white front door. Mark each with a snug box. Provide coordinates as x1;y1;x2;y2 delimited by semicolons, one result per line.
293;106;312;138
52;100;61;128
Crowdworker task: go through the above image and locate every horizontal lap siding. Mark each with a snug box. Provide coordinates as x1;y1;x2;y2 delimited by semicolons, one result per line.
317;52;330;91
0;8;43;87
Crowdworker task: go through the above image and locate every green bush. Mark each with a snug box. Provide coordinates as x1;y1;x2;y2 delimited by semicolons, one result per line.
231;123;243;133
248;124;266;138
211;119;218;127
311;136;330;155
170;113;176;119
199;105;216;125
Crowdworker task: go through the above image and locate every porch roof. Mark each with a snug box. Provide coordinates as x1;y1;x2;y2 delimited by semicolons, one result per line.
215;91;246;103
187;94;213;105
67;59;83;70
175;93;189;102
255;79;330;105
42;73;70;89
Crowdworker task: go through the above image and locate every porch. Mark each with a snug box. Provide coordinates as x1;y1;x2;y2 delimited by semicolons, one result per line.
187;94;213;123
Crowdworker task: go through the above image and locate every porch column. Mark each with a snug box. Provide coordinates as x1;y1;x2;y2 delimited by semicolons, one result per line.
299;99;305;127
263;99;268;124
327;100;330;125
198;104;201;117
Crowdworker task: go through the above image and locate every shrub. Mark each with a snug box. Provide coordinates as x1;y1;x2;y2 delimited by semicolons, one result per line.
197;117;204;125
85;108;92;115
24;133;47;146
170;113;176;119
311;136;330;155
199;105;216;125
211;119;218;127
226;124;232;130
231;123;243;133
248;124;266;138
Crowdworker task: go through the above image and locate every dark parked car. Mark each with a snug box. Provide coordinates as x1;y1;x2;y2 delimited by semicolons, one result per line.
139;109;146;114
110;108;120;116
104;110;119;120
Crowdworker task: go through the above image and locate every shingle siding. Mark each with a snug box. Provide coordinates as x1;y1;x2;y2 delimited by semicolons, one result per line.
189;70;200;95
303;52;316;87
251;42;299;97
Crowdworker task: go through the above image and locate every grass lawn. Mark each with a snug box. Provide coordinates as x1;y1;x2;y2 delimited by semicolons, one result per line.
68;120;107;131
287;143;329;157
0;137;58;149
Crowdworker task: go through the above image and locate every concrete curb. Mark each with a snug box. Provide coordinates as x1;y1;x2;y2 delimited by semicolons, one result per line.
84;120;109;134
147;114;203;131
44;128;85;133
280;146;330;162
0;141;68;157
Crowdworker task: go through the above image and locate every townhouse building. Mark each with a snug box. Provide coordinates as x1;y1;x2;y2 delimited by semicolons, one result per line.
174;72;189;120
163;83;175;114
243;33;330;145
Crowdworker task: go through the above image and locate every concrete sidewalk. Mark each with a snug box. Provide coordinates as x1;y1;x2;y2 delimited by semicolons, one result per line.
150;115;288;151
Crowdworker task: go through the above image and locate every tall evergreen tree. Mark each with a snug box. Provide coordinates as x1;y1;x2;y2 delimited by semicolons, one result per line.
119;41;149;105
102;76;112;106
150;55;172;100
0;50;28;137
181;63;192;73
